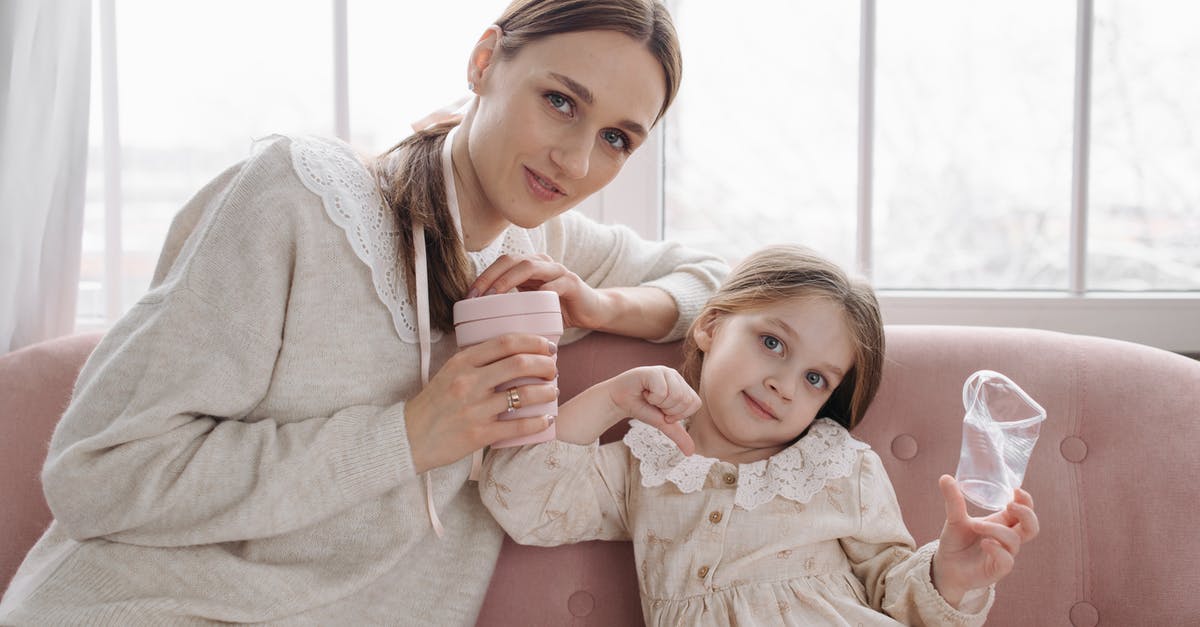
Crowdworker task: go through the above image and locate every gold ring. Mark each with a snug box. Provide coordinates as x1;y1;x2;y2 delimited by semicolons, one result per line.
506;388;522;412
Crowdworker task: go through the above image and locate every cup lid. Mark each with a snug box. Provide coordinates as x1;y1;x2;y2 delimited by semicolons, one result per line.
453;291;562;324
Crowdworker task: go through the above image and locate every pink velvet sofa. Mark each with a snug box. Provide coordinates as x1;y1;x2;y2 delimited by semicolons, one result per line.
3;326;1199;625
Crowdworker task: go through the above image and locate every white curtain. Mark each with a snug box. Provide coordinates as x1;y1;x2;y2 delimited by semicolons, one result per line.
0;0;91;354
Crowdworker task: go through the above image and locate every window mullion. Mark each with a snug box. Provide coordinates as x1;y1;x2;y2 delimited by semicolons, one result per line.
857;0;876;280
1069;0;1094;295
100;0;123;324
332;0;350;141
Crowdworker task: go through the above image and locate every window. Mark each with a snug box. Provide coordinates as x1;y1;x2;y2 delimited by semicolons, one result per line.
608;0;1199;351
81;0;506;329
1089;0;1200;290
84;0;1199;353
81;0;337;327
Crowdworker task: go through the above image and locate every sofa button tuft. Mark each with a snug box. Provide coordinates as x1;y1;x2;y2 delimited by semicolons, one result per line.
890;434;918;460
1069;601;1099;626
1060;436;1088;463
567;590;595;617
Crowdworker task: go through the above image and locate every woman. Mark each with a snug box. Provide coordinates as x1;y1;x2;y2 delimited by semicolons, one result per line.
0;1;726;624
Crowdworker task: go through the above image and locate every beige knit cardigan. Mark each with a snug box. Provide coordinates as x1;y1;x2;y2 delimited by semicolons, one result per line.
0;135;727;625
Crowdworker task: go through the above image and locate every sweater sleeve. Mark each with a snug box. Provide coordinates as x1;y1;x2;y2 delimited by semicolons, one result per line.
839;451;994;626
542;210;728;343
479;439;632;546
40;138;421;547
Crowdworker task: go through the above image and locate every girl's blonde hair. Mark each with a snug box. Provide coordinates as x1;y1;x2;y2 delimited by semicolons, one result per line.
373;0;682;333
680;245;885;431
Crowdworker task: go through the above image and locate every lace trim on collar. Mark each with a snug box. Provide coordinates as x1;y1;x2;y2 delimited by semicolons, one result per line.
623;418;870;511
289;135;539;343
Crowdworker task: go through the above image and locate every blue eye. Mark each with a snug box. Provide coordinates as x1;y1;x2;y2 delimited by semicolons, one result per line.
761;335;783;353
805;371;827;389
601;129;630;153
546;92;573;116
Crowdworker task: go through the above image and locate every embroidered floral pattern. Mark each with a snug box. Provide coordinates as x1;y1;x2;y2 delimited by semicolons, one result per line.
484;475;511;510
623;418;870;511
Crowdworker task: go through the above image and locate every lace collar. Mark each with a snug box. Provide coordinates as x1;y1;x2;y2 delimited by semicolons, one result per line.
623;418;871;511
288;135;537;343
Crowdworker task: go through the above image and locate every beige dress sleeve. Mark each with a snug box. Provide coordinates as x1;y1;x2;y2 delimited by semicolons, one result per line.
480;439;634;546
839;450;994;626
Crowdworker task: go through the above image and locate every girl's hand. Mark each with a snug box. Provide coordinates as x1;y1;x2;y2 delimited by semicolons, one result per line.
468;254;609;330
605;366;700;455
931;475;1040;606
403;333;558;473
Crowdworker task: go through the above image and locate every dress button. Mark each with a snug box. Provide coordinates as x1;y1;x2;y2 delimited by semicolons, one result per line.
722;473;736;485
696;566;709;579
708;510;723;524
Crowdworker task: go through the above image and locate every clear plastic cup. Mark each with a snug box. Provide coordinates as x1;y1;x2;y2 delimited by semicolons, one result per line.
453;291;562;448
953;370;1046;511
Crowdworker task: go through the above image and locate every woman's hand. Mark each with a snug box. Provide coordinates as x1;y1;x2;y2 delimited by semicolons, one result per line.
931;475;1040;607
469;253;609;330
403;333;558;474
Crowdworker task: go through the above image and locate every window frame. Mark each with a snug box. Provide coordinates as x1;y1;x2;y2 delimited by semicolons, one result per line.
593;0;1200;354
87;0;1200;353
594;128;1200;354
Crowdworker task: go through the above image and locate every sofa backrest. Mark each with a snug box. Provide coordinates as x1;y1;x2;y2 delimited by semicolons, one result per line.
5;327;1200;626
497;326;1200;626
854;325;1200;626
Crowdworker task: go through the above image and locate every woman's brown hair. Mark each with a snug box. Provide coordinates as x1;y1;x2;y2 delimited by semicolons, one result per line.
680;245;886;431
373;0;682;333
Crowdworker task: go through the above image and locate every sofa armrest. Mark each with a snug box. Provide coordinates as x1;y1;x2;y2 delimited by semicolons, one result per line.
0;332;104;592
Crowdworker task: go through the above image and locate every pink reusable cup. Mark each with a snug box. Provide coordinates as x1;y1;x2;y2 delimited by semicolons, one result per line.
452;291;562;448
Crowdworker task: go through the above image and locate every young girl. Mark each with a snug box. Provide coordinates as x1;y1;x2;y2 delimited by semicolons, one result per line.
481;245;1040;626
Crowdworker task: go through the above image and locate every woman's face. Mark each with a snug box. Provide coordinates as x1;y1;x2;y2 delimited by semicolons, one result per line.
463;28;666;229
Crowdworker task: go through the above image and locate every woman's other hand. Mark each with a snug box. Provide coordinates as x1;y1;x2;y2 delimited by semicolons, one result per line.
468;253;608;330
404;333;558;473
930;475;1040;607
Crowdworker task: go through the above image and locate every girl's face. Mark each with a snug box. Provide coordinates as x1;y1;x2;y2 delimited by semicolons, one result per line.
458;28;666;233
688;296;857;464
